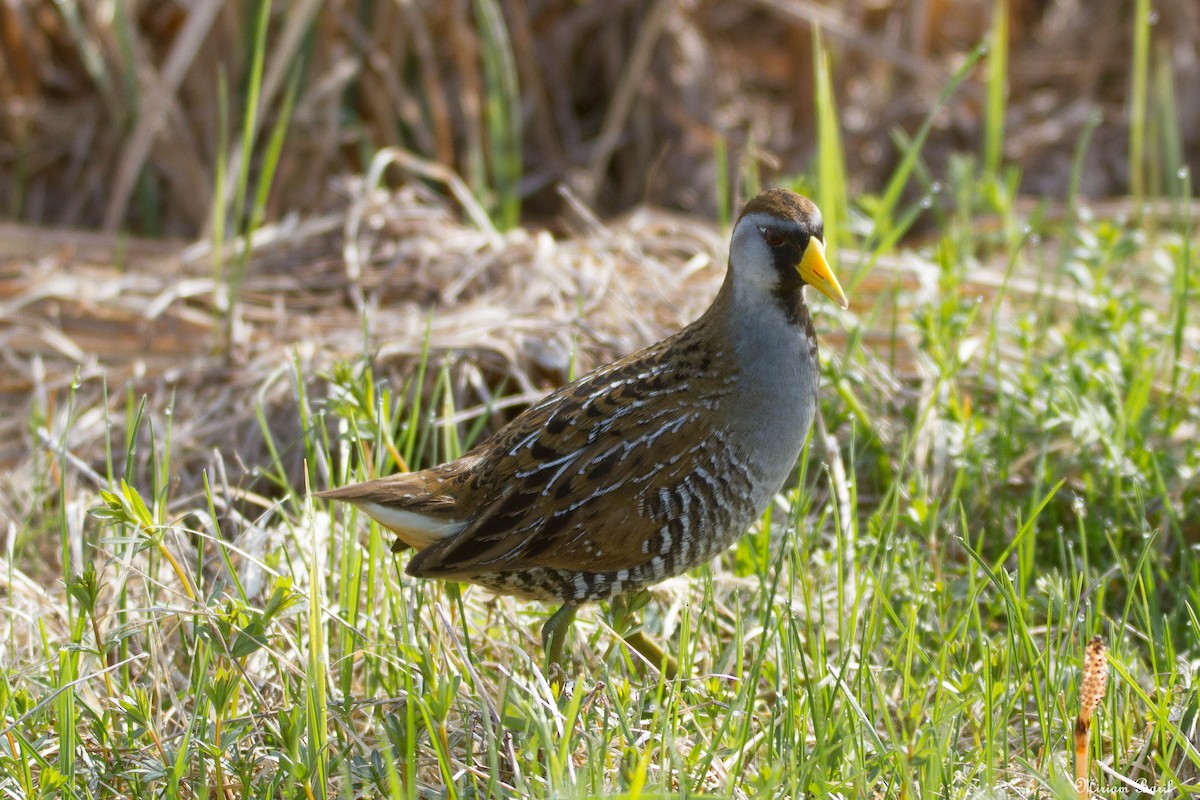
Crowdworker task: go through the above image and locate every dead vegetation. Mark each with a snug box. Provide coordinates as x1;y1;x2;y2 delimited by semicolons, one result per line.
2;0;1198;550
2;1;1198;236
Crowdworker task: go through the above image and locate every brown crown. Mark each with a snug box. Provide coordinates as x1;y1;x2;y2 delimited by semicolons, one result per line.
737;188;821;224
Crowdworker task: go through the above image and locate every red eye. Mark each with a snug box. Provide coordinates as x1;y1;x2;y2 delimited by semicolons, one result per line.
760;227;783;247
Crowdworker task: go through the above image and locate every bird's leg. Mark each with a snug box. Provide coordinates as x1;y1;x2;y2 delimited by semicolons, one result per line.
609;593;679;679
541;602;579;669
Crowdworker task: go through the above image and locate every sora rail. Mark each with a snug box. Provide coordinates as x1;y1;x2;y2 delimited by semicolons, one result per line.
318;188;848;668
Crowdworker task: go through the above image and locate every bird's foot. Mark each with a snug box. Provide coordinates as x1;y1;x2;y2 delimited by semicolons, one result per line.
608;593;679;679
541;603;579;673
621;629;679;679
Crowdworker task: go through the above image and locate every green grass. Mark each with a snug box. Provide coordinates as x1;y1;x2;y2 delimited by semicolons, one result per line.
4;22;1200;800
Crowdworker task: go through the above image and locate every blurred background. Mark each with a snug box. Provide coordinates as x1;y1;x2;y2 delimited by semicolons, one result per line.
3;0;1197;237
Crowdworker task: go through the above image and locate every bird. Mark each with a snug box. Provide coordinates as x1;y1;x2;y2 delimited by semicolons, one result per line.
317;188;847;671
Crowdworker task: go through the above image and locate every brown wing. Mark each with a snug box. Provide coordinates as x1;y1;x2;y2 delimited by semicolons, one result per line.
406;332;740;578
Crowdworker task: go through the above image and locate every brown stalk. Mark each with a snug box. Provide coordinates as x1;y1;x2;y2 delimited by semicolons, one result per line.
1074;635;1109;800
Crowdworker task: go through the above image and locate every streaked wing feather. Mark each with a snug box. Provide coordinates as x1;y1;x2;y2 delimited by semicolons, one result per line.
408;339;732;578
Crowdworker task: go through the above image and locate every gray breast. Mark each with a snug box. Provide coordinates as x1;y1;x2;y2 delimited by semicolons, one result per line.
720;286;821;511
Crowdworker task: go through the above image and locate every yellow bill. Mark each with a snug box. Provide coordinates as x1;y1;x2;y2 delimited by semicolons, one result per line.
798;238;848;309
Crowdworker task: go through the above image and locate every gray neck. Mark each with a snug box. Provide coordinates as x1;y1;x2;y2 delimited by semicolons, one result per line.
718;279;820;495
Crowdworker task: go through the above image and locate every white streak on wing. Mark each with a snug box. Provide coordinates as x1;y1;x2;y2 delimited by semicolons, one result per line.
515;449;578;479
508;428;542;456
359;503;466;549
564;478;628;513
620;412;695;455
587;399;646;441
645;381;689;397
576;403;681;468
541;451;586;496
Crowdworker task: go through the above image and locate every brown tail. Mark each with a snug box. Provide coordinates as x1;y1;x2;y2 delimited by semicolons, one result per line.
314;471;466;551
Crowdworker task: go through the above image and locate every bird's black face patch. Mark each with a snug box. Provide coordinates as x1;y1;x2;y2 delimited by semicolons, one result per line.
759;220;824;328
759;219;824;289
